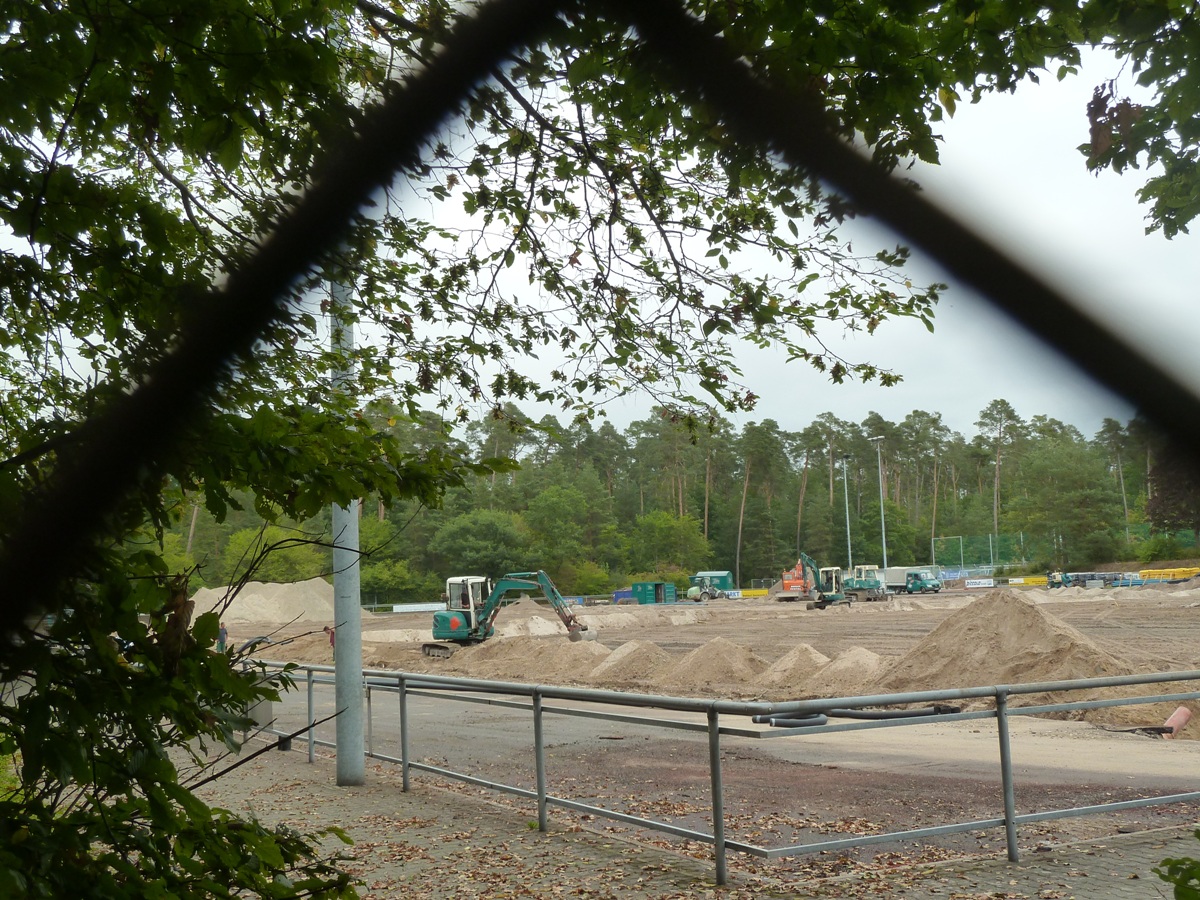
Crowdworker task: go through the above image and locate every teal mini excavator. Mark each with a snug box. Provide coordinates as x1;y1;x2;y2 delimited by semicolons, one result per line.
423;570;598;659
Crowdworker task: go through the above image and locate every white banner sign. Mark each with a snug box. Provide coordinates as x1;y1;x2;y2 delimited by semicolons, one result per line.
1007;577;1026;585
965;578;995;589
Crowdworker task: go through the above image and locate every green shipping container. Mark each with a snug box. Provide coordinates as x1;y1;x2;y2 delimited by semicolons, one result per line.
632;581;677;604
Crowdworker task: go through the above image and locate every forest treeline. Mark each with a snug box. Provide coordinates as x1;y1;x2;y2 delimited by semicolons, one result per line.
165;399;1200;600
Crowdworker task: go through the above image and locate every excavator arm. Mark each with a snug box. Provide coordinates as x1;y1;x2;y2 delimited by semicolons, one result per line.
425;570;596;658
500;571;595;642
797;552;825;593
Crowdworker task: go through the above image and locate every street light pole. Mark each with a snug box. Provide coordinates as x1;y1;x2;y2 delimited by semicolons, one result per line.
841;454;853;571
870;436;887;570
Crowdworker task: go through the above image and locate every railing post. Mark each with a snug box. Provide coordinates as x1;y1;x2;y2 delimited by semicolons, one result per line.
995;691;1020;861
707;707;727;885
398;675;410;791
366;680;373;757
534;690;548;832
306;668;315;764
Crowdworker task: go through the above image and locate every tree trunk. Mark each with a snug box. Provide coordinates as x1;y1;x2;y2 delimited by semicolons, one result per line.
186;502;200;555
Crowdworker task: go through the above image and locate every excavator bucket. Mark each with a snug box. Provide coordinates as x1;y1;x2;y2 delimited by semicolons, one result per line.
569;627;598;642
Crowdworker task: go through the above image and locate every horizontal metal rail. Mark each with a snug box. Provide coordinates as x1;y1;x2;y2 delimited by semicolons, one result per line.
252;660;1200;885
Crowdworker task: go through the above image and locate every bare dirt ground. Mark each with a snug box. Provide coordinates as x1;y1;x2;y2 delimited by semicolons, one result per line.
196;580;1200;896
212;579;1200;725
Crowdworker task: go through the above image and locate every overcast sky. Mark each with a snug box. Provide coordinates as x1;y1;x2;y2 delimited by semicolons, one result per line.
677;48;1200;441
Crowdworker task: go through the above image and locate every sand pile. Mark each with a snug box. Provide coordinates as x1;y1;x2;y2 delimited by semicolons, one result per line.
659;637;769;691
502;596;550;617
192;578;342;625
365;628;432;643
755;644;831;698
589;640;673;685
578;611;642;628
871;590;1131;695
438;635;611;682
811;647;890;699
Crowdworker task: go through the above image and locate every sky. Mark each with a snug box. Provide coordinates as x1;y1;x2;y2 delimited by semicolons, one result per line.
662;48;1200;441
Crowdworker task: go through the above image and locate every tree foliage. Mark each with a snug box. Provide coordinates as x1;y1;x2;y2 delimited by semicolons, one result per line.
3;0;1198;894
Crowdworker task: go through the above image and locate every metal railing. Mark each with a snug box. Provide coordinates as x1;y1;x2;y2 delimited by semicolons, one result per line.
250;661;1200;885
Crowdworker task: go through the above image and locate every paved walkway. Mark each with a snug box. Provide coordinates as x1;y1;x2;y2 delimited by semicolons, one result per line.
866;826;1196;899
196;745;1198;898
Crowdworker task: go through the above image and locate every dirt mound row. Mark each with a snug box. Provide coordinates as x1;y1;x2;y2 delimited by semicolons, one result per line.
219;580;1198;738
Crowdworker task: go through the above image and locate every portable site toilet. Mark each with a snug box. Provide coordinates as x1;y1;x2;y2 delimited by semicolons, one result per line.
632;581;677;604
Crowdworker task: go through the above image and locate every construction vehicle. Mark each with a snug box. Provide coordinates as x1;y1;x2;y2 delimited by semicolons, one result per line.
774;553;849;608
685;570;733;601
423;570;597;659
809;564;852;609
903;570;942;593
845;564;888;601
774;558;814;602
884;564;943;592
686;574;728;601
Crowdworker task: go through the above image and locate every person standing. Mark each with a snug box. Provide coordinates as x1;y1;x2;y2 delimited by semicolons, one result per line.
217;622;228;653
324;625;336;661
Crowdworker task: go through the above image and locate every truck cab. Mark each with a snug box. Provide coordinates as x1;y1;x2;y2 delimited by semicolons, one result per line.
904;570;942;594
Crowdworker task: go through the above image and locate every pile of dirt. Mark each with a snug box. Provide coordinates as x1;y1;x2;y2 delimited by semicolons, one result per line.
192;578;342;625
589;640;673;685
811;647;891;699
501;595;550;617
870;589;1131;695
755;643;830;698
436;635;611;683
860;590;1200;732
658;637;769;691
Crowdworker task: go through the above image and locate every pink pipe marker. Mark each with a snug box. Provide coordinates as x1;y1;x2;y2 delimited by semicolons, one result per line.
1162;706;1192;739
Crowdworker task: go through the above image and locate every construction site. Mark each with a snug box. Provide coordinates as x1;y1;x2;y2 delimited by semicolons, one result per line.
198;577;1200;734
183;575;1200;896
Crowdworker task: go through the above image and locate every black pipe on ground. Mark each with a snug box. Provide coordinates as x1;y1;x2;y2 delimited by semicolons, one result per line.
825;704;961;720
752;713;828;727
754;704;962;728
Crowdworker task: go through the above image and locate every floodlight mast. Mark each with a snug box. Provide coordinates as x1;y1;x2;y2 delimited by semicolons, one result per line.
869;436;887;570
841;454;853;571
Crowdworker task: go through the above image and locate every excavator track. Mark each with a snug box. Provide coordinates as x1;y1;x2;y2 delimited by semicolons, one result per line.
422;642;457;659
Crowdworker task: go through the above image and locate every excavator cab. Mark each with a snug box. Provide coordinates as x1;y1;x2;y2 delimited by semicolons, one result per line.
445;576;491;625
425;571;596;659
